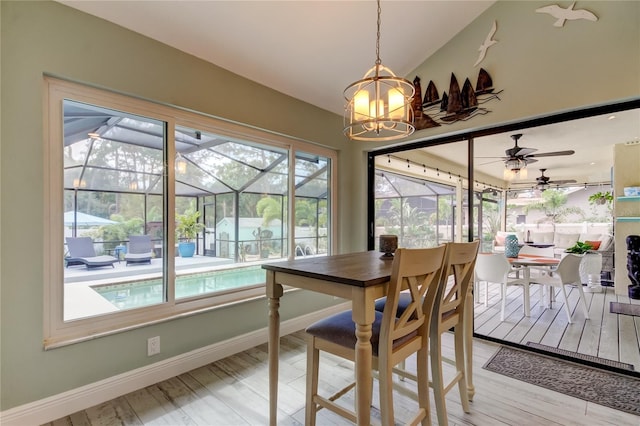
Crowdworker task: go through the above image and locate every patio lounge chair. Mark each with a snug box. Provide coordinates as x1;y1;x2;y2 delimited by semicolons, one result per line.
65;237;118;269
125;235;153;266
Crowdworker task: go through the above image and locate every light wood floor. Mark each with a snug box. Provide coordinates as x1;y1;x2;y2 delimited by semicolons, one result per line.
46;329;639;425
473;283;640;371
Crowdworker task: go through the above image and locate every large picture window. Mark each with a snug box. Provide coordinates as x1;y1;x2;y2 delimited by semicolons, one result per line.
45;79;335;346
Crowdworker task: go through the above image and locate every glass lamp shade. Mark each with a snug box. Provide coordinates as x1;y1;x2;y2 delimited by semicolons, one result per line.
379;234;398;259
344;64;415;141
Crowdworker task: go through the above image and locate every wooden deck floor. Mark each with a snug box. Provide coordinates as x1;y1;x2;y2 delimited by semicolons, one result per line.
473;283;640;371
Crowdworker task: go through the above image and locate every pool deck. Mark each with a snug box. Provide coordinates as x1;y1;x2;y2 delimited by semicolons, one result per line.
64;255;235;283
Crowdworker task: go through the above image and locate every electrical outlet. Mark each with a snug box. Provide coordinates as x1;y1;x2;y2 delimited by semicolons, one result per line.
147;336;160;356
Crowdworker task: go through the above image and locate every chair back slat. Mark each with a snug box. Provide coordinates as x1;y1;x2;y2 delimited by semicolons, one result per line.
435;241;480;320
380;245;447;351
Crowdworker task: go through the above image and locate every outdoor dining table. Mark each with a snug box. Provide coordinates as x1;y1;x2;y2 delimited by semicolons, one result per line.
507;254;560;314
263;251;476;426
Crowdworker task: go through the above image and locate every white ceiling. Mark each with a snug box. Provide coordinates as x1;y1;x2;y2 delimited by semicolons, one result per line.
58;0;494;115
57;0;639;186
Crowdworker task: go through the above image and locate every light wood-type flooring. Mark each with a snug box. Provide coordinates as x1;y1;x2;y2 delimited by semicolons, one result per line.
47;326;639;425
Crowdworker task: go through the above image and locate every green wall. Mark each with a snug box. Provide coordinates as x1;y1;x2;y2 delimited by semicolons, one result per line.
1;0;639;412
344;0;640;248
0;0;346;410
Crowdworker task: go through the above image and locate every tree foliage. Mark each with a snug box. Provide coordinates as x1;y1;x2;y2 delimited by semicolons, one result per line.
523;189;584;229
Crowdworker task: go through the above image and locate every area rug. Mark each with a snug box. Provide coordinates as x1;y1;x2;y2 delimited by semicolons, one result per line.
484;346;640;415
525;341;635;371
610;301;640;317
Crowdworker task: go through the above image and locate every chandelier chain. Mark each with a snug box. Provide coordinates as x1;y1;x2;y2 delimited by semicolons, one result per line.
375;0;381;66
342;0;415;141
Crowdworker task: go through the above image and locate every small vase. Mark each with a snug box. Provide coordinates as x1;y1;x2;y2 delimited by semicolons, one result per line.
379;235;398;259
504;234;520;258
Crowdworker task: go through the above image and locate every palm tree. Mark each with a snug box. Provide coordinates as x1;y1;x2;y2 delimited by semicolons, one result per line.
256;197;281;226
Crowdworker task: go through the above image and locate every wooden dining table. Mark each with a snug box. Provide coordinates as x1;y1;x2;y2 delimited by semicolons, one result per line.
263;250;476;425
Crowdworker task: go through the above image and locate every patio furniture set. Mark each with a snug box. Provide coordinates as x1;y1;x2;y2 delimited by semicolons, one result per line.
65;236;154;268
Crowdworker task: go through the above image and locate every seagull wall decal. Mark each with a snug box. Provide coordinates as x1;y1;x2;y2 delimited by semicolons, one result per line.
535;2;598;27
474;20;498;67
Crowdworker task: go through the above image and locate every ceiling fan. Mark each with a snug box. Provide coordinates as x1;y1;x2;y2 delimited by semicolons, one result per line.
512;168;577;190
478;134;576;175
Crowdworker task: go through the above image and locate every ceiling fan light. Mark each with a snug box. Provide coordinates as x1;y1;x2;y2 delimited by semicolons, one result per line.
519;167;527;179
505;158;522;170
503;167;517;180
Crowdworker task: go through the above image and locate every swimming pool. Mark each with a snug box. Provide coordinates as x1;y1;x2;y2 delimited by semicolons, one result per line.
92;266;266;310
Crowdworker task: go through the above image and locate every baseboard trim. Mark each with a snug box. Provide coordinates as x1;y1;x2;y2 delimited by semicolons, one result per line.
0;303;348;426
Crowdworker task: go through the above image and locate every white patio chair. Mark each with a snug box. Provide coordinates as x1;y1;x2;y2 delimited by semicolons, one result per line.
529;254;590;323
474;253;528;321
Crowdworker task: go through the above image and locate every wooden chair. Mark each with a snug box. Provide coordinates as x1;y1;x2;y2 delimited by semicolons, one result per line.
430;240;479;426
373;241;480;425
474;253;528;320
529;253;590;323
305;246;447;426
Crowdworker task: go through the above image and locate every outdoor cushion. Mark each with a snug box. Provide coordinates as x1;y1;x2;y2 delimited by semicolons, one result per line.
532;232;555;245
597;235;612;251
125;235;153;265
553;233;580;248
579;233;602;242
66;237;117;269
585;240;601;250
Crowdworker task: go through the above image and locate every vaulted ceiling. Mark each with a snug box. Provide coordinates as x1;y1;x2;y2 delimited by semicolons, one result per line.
57;1;639;187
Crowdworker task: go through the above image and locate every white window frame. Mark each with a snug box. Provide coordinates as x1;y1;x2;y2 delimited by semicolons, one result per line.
43;77;337;348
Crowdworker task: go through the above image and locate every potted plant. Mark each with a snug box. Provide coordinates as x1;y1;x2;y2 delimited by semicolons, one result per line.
588;191;613;206
176;210;205;257
565;241;596;254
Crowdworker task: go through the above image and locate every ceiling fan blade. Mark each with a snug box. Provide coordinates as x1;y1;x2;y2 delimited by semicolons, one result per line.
506;146;536;157
477;159;507;166
523;158;538;164
512;178;577;186
548;179;577;185
528;150;575;158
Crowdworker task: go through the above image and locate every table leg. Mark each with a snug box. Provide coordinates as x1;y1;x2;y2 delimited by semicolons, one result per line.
523;267;531;317
351;290;375;426
266;271;283;426
465;289;475;400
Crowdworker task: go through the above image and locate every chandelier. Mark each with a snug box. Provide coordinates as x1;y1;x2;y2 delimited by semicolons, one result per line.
343;0;415;141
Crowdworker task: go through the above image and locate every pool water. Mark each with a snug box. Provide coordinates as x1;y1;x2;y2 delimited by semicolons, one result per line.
92;267;266;310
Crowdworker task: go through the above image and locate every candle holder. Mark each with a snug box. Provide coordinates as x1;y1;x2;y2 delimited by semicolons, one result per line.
379;235;398;260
